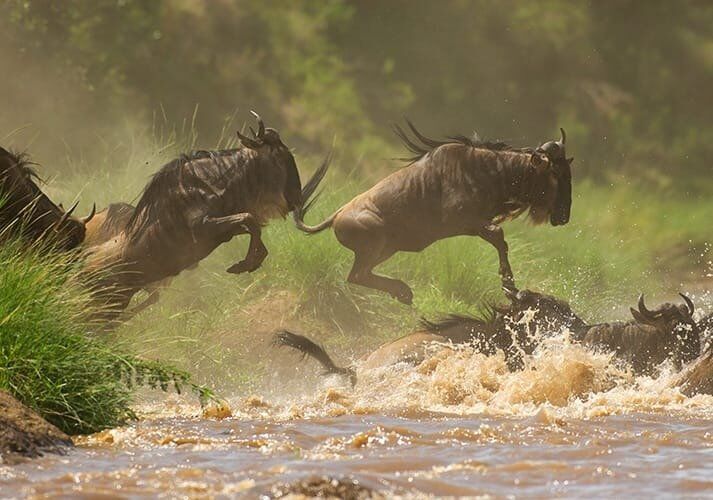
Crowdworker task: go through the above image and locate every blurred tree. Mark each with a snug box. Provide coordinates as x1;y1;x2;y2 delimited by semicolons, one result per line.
1;0;711;188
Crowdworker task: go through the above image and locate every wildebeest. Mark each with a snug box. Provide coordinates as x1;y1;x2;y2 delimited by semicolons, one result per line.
0;147;95;250
293;121;573;304
579;294;700;375
277;290;702;385
275;289;585;386
675;310;713;396
83;202;136;247
84;112;329;317
83;202;173;316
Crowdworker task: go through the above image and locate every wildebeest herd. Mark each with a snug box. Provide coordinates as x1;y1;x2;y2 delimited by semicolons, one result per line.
1;112;711;394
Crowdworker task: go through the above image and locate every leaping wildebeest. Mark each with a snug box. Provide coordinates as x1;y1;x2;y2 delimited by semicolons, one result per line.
84;112;329;318
0;147;95;250
293;121;573;304
83;201;174;316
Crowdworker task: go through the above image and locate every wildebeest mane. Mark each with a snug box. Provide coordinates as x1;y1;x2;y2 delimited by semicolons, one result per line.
393;119;534;163
104;202;136;235
419;307;499;335
1;148;42;182
126;148;247;239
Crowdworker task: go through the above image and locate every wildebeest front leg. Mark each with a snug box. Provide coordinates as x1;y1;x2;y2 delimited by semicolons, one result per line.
199;213;267;274
478;224;515;289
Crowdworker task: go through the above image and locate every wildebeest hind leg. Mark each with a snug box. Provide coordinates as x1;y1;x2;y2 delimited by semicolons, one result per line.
348;250;414;305
198;213;268;274
478;224;515;289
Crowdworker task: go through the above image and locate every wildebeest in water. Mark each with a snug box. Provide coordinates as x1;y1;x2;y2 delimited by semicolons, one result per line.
84;112;329;317
274;288;585;386
0;147;95;250
579;294;700;375
293;121;573;304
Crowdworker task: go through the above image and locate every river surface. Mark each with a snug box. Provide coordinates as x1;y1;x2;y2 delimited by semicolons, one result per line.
3;289;713;499
3;332;713;499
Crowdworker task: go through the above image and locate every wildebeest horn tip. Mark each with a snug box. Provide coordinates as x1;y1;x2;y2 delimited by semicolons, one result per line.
559;127;566;145
250;110;265;138
55;200;80;230
679;293;695;316
638;294;653;317
82;203;96;224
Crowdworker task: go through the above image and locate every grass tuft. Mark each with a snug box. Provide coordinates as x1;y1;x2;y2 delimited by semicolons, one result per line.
0;236;217;434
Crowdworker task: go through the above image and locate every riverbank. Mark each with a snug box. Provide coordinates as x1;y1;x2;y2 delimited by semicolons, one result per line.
0;391;72;464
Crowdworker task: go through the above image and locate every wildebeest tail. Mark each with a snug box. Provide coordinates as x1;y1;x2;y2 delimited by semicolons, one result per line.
274;330;356;386
293;152;339;234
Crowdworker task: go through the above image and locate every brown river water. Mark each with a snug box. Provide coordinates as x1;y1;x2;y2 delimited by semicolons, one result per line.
3;306;713;498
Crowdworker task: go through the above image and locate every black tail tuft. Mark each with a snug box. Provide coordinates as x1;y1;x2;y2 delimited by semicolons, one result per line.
274;330;356;385
299;151;332;219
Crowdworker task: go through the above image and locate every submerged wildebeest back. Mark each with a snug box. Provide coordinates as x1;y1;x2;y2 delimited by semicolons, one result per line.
274;289;586;386
581;294;700;375
675;311;713;396
293;120;573;304
84;112;330;317
0;147;95;250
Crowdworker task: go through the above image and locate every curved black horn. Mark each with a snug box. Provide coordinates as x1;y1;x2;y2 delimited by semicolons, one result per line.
82;203;96;224
55;200;79;230
638;294;654;318
250;110;265;139
237;130;260;149
502;285;519;302
679;293;695;316
559;127;566;145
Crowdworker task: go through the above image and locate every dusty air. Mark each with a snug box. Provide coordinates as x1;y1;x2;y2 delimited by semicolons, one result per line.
0;2;711;497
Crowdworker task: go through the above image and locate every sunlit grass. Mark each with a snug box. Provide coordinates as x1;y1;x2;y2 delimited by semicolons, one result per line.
52;132;711;392
0;234;217;434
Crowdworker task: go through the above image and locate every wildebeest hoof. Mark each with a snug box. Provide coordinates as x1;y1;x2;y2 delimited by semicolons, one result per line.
226;261;260;274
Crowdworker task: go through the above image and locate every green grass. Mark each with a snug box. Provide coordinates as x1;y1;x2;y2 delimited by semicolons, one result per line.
62;145;710;392
0;236;216;435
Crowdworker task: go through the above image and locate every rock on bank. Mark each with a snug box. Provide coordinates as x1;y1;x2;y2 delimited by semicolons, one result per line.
0;390;72;464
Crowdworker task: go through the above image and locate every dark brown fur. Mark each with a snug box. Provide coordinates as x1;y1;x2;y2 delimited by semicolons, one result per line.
83;202;172;316
580;295;700;375
293;121;573;304
0;147;94;250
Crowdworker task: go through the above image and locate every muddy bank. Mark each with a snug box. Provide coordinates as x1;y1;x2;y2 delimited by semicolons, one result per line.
0;391;72;464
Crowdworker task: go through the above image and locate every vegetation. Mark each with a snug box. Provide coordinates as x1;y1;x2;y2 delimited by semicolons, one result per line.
68;139;709;391
2;1;712;191
0;2;709;409
0;236;216;435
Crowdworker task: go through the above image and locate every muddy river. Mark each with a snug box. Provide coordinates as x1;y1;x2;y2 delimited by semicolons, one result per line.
3;329;713;498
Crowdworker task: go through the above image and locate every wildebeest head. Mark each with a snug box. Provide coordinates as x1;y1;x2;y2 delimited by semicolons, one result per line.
503;287;586;333
237;111;303;211
0;147;95;250
630;293;700;365
530;128;573;226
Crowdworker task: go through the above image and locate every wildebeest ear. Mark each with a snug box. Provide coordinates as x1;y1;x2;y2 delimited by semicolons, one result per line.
630;307;650;324
530;152;549;169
